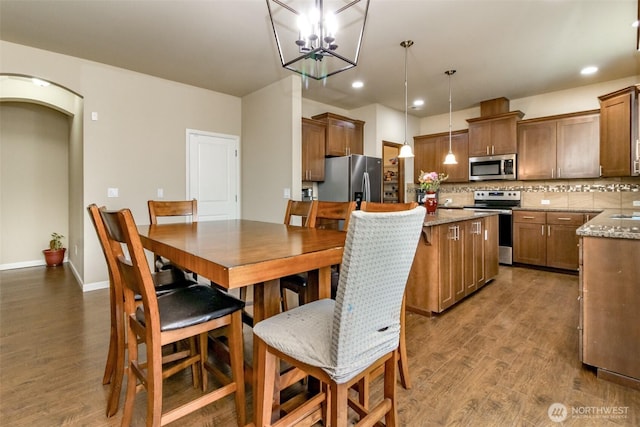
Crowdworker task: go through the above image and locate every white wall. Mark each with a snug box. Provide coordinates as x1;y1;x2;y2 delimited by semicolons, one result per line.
0;102;69;265
419;76;639;135
0;41;242;289
242;76;302;223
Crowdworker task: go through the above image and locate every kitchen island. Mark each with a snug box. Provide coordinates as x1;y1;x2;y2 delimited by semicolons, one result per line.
405;209;499;316
577;209;640;389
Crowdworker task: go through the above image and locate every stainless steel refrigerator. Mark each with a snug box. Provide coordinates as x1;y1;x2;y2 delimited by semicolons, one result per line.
318;155;382;206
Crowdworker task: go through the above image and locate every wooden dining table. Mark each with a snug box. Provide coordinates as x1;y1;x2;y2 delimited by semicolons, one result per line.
137;219;346;422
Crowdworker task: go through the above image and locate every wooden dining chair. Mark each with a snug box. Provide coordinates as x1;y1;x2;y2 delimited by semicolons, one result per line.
253;206;425;427
240;199;318;326
280;200;355;311
283;199;318;227
99;207;246;427
357;201;420;400
147;199;198;277
87;204;198;417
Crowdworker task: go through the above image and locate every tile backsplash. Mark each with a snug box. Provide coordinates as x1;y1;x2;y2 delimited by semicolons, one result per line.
427;177;640;210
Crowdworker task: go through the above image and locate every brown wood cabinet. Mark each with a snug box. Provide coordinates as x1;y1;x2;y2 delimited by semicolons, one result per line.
311;112;364;157
513;210;586;270
580;236;640;384
599;86;640;177
467;111;524;157
413;130;469;183
301;118;326;181
406;215;499;316
464;219;485;295
517;111;600;180
484;214;499;281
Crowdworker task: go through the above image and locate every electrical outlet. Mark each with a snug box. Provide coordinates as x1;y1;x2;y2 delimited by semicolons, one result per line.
541;199;550;205
283;188;291;199
633;200;640;207
445;198;453;205
157;188;164;198
107;187;118;197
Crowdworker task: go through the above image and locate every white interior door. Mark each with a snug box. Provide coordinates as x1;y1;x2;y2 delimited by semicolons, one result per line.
187;130;239;221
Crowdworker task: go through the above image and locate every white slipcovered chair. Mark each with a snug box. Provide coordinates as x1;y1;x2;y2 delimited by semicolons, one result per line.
253;206;425;427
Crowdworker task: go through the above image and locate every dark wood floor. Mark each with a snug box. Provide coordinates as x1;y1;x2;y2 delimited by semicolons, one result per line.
1;264;638;426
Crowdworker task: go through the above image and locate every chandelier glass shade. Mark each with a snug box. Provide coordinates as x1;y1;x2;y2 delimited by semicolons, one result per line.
266;0;370;80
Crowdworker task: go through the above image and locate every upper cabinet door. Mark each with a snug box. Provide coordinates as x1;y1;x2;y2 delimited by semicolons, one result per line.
467;111;523;157
302;118;326;181
556;113;600;179
517;120;557;180
312;112;364;157
599;87;638;177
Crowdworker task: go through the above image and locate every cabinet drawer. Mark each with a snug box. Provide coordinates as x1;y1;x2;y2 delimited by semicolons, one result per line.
513;211;546;224
546;212;585;226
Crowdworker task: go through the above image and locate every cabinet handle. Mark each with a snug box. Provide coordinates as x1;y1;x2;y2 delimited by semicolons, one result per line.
599;165;602;177
635;139;640;174
547;225;551;236
491;145;495;155
558;167;561;177
486;146;490;155
551;168;554;179
557;217;572;221
522;216;535;219
541;225;545;236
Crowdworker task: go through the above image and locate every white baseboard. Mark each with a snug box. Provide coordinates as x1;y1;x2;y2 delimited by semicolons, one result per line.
0;258;107;292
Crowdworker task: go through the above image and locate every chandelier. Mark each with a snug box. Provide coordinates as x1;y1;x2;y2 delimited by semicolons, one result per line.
266;0;370;80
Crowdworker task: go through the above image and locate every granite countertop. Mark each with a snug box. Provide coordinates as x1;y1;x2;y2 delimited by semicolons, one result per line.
577;209;640;240
423;208;498;227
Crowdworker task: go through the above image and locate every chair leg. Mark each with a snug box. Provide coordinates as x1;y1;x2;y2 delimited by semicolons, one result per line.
330;382;349;427
228;311;246;427
103;324;117;385
255;337;277;427
383;352;398;427
147;346;164;427
398;296;411;389
121;336;138;427
191;336;202;390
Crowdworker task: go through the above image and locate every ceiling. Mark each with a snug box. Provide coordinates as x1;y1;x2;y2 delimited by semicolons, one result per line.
1;0;638;117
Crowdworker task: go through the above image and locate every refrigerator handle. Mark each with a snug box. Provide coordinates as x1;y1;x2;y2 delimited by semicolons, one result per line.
363;172;370;202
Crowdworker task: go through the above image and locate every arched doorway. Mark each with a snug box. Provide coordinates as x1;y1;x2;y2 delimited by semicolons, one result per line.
0;74;83;280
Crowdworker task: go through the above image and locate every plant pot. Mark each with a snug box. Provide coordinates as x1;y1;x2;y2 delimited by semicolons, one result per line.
43;248;66;267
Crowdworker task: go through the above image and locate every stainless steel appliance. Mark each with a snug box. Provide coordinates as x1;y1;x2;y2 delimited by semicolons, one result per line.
469;153;517;181
465;190;521;265
301;188;314;201
318;155;382;208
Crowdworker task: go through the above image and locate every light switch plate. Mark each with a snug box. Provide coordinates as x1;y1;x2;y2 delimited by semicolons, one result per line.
283;188;291;199
541;199;550;205
107;187;118;198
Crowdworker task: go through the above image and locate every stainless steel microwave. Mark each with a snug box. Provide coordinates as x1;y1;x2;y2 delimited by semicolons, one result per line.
469;154;517;181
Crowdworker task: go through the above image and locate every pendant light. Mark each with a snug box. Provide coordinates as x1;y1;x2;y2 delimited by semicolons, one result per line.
398;40;415;158
443;69;458;165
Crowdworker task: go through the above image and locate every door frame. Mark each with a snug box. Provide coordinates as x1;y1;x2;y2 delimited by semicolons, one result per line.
186;128;241;220
382;140;405;203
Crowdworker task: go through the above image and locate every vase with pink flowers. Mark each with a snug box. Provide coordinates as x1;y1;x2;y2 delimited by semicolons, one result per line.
418;171;448;214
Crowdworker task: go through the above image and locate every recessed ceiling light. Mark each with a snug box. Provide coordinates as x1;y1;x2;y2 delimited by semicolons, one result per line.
413;99;424;107
580;66;598;75
352;81;364;89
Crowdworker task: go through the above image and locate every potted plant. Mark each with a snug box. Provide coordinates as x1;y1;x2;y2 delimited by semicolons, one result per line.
43;232;66;267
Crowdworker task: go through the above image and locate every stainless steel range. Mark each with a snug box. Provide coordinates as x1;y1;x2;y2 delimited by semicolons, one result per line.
465;190;521;265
